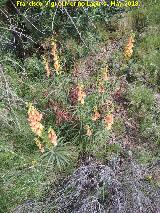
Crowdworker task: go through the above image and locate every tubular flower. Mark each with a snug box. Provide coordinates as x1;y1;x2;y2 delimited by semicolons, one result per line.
98;82;105;94
77;84;86;105
27;103;44;137
43;56;51;77
102;66;109;81
85;125;92;137
51;41;57;57
124;35;135;59
48;128;57;146
35;138;45;153
104;114;114;130
51;40;61;74
92;108;100;121
54;60;61;71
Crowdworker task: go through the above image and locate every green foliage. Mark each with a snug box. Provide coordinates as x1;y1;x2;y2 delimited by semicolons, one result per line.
128;85;154;111
24;55;45;79
98;184;109;202
112;117;125;136
40;138;75;170
127;1;160;90
135;149;154;165
0;0;7;7
127;84;160;145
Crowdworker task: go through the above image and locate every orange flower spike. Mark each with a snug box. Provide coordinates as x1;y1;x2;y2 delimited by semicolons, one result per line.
124;35;135;59
102;66;109;81
104;114;114;130
48;128;58;146
51;39;61;74
51;41;57;57
36;113;43;122
27;103;44;137
77;84;86;105
34;109;43;121
92;107;100;121
85;125;92;137
34;123;44;137
54;60;61;72
43;56;51;77
98;82;105;94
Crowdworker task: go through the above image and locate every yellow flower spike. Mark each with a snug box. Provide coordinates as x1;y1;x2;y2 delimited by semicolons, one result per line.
98;82;105;94
34;138;45;153
43;56;51;77
54;54;58;61
27;103;32;114
92;107;100;121
34;138;40;146
102;66;109;81
38;144;45;153
50;39;61;74
77;84;86;105
51;37;57;47
34;124;44;137
48;127;58;147
54;59;61;73
27;104;44;137
124;35;135;59
51;41;57;56
104;114;114;130
93;106;98;111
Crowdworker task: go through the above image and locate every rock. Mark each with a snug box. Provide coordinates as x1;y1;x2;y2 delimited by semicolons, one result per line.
13;156;160;213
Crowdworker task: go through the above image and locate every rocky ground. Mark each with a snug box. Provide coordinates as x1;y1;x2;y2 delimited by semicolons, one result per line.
13;156;160;213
